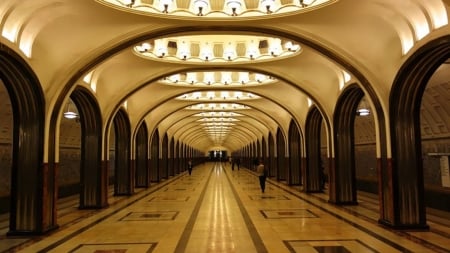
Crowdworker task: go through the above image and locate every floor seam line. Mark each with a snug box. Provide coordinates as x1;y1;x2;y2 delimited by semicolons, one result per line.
224;166;269;253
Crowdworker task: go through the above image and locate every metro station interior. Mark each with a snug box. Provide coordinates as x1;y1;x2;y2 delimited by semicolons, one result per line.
0;0;449;252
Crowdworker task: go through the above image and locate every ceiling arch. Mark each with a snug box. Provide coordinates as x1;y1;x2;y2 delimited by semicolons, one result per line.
144;97;287;149
1;0;448;156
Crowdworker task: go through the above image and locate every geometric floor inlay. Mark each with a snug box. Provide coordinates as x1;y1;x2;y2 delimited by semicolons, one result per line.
148;196;190;202
250;195;289;200
260;209;317;219
283;240;378;253
69;242;157;253
119;211;179;221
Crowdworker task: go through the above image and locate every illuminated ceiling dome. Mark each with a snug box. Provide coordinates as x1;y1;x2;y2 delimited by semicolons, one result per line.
161;71;276;86
177;91;260;101
99;0;335;19
186;103;250;110
135;34;301;64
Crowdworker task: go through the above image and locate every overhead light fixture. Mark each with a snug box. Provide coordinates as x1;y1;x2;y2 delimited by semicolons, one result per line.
194;0;209;16
176;91;258;101
356;97;370;116
260;0;275;14
299;0;308;8
154;39;168;58
246;39;260;60
177;40;191;60
356;108;370;116
187;72;197;84
160;0;173;13
63;100;79;119
107;0;332;18
221;72;232;85
64;111;78;119
268;38;282;56
161;71;276;87
135;35;301;63
200;42;214;61
226;0;243;16
139;42;151;52
124;0;135;7
169;74;180;83
223;42;236;60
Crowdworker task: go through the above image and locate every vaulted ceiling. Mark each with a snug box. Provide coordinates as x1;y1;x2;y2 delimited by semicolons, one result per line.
0;0;449;153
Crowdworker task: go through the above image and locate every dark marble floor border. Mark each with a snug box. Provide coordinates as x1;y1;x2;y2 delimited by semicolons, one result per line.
283;239;379;253
35;173;186;253
174;163;269;253
224;166;269;252
262;176;426;253
174;163;215;252
69;242;157;253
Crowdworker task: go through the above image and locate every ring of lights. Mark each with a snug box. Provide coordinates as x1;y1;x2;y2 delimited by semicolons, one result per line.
98;0;335;20
160;71;276;87
134;34;302;64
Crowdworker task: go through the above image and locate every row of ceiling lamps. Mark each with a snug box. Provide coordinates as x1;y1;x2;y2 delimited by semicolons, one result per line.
122;0;310;16
194;112;242;117
162;72;274;85
186;103;249;110
136;39;300;61
178;91;258;100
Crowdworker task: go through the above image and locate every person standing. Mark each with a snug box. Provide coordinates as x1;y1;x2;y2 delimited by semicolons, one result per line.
256;159;266;193
236;158;240;170
188;160;193;175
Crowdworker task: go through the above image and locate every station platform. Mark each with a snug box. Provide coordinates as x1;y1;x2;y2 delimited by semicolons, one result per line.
1;162;449;252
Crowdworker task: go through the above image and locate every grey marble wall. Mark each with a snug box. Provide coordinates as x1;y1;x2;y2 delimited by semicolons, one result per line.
58;146;81;185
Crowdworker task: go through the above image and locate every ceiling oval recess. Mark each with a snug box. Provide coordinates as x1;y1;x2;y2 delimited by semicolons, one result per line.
98;0;335;20
176;90;260;101
160;71;276;87
134;34;302;64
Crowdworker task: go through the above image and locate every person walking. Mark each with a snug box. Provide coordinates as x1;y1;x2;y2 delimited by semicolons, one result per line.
256;159;266;193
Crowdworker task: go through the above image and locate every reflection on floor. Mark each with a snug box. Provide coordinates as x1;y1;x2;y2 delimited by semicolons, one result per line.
1;162;449;253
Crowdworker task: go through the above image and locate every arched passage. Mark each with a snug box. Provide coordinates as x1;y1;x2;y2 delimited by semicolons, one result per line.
288;120;302;185
150;129;160;182
389;35;450;229
112;108;132;195
0;81;12;215
332;85;363;205
0;45;52;234
305;106;323;192
268;132;275;178
70;87;106;208
277;128;286;181
58;98;81;204
262;137;267;166
161;133;169;179
169;136;175;177
175;140;180;174
135;122;149;188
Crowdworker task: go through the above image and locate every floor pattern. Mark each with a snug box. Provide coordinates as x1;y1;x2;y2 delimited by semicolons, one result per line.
0;162;449;253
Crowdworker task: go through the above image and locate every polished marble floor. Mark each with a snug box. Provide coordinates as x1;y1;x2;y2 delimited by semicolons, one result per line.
1;162;449;253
